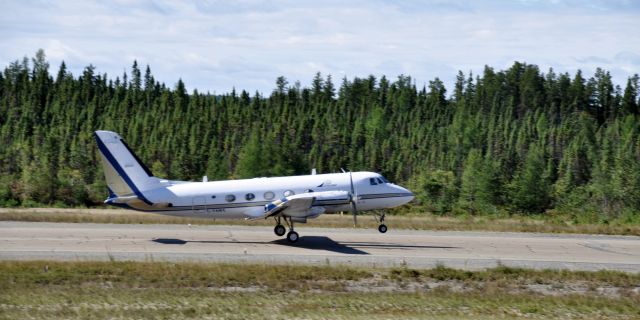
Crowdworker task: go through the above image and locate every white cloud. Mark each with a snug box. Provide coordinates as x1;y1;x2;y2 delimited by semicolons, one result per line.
0;0;638;94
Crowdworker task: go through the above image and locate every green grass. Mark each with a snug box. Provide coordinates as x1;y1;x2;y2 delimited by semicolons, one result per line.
2;207;640;236
3;289;638;319
0;261;372;291
1;261;639;319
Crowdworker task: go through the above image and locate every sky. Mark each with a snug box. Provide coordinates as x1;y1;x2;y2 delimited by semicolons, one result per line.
1;0;639;95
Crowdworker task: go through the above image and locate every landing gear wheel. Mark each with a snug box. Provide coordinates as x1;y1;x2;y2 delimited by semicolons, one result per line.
378;224;388;233
274;224;286;237
286;231;299;243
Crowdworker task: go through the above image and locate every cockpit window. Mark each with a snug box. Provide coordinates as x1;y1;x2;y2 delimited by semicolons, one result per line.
369;178;378;185
377;178;384;184
380;176;390;183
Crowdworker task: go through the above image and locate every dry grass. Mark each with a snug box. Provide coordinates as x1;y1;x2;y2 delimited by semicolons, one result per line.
1;207;639;236
1;261;639;319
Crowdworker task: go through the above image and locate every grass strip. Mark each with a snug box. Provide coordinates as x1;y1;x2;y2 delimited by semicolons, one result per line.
2;289;639;320
2;208;640;236
0;261;639;319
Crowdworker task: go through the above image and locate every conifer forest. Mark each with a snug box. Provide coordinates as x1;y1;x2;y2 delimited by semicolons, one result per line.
1;50;639;219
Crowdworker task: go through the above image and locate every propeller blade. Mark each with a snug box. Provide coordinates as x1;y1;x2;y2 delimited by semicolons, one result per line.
351;200;357;227
349;171;357;227
349;171;354;194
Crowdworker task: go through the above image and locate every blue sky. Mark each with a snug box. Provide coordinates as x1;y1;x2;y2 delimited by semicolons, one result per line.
1;0;639;94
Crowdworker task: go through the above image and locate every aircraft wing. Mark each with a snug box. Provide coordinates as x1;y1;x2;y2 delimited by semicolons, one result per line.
246;190;350;220
263;195;316;218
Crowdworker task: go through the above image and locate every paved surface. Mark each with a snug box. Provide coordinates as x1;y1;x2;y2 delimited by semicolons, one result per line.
1;221;639;272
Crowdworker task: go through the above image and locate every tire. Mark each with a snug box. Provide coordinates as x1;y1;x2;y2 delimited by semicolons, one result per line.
286;231;299;243
378;224;388;233
274;224;286;236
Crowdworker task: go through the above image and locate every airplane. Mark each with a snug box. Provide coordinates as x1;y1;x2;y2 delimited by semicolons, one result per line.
94;130;414;242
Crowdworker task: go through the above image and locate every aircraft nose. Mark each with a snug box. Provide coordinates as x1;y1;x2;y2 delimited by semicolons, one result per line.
404;188;415;203
394;184;415;204
407;190;415;202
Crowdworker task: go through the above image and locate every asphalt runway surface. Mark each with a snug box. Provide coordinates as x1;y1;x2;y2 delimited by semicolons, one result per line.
1;221;639;272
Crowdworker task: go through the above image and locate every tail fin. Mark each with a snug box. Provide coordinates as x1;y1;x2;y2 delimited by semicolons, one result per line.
94;130;159;204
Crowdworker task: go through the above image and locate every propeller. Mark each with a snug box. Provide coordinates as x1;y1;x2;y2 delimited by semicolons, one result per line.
349;171;358;227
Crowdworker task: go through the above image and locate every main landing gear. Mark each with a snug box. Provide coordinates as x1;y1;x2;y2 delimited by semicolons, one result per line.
274;224;286;237
286;230;299;242
373;211;388;234
273;216;299;243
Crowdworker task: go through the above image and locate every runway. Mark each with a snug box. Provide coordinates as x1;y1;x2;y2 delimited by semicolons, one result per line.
1;221;639;272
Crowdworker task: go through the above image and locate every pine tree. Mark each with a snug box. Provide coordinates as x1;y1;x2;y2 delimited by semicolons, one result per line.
234;131;265;178
622;75;639;116
508;145;550;213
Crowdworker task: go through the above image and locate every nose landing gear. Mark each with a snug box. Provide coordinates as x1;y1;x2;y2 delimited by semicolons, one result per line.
373;211;388;233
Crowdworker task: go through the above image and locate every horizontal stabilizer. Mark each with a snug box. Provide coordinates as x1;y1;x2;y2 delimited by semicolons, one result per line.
105;195;139;204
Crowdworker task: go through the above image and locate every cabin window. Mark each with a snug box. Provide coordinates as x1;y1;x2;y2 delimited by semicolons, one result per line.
283;190;295;197
264;191;275;200
225;194;236;202
369;178;378;185
305;189;314;193
245;193;255;201
211;195;216;199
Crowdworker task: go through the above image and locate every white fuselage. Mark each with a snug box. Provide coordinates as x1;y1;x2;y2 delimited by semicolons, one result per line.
120;171;414;220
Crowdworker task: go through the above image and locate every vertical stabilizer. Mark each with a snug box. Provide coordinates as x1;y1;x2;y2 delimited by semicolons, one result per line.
94;131;159;204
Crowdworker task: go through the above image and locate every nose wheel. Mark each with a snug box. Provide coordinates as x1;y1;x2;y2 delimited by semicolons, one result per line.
373;211;388;233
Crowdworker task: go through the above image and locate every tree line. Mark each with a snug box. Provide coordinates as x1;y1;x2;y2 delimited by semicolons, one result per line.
1;49;639;218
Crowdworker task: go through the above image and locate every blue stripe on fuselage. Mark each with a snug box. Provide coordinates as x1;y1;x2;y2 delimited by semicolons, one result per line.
119;193;412;213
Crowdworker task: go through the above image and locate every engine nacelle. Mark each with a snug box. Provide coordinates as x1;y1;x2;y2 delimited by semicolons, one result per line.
290;217;308;223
